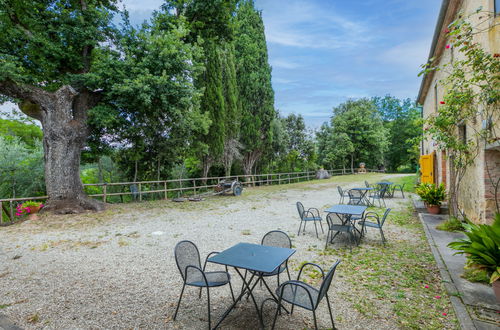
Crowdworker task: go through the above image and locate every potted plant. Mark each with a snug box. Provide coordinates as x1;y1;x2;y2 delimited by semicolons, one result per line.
448;214;500;302
15;201;44;220
415;183;446;214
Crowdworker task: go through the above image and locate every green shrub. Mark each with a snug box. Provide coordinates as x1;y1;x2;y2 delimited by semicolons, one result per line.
436;217;465;232
415;183;446;206
462;266;490;284
448;214;500;283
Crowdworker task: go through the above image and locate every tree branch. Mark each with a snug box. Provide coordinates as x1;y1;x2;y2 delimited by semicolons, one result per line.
0;79;53;119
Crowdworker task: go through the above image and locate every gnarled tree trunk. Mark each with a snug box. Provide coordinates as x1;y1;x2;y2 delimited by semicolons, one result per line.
1;81;104;213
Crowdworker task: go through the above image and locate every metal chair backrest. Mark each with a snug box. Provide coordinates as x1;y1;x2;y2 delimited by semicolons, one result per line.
326;213;345;228
296;202;305;220
174;240;201;280
317;260;341;304
348;189;363;204
365;181;370;188
262;230;292;249
337;186;344;196
380;208;391;226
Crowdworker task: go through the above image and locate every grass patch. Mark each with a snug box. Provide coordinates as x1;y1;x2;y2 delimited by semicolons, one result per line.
311;205;458;329
389;174;418;193
436;217;465;232
462;267;490;284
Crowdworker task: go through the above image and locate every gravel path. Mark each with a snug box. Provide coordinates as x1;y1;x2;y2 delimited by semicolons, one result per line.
0;173;413;329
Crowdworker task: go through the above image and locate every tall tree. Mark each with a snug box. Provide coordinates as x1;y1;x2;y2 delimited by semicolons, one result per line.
321;99;388;173
87;9;206;183
168;0;237;178
199;41;226;178
220;42;241;176
234;0;275;176
0;0;118;212
372;95;421;172
316;123;353;171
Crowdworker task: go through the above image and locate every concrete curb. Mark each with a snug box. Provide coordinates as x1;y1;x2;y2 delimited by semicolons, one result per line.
418;213;477;330
0;313;22;330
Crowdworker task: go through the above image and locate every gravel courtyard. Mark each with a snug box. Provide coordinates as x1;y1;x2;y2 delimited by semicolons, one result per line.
0;173;456;329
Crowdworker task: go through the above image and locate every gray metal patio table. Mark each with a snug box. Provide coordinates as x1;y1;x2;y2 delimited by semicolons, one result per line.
325;205;367;245
208;242;295;329
350;187;375;206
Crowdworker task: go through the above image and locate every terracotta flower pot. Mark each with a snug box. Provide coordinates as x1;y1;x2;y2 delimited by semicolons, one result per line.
493;280;500;303
426;204;441;214
28;205;41;220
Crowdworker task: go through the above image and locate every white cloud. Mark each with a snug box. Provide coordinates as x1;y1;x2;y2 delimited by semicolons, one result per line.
270;59;301;69
379;39;431;73
259;0;371;49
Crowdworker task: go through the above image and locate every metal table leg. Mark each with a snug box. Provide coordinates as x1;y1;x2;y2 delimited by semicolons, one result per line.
212;268;264;329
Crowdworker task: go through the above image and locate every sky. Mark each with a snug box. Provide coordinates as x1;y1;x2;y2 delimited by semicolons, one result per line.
1;0;442;128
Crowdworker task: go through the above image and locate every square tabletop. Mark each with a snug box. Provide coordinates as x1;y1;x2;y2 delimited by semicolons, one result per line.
325;204;367;215
351;187;375;191
208;242;295;273
376;181;393;185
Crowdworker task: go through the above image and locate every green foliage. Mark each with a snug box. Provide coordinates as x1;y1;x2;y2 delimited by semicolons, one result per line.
372;95;421;172
389;175;418;193
0;0;117;88
448;214;500;283
317;98;388;170
415;183;446;206
270;113;317;172
436;217;465;232
0;136;45;198
200;41;226;159
87;11;207;181
0;119;42;148
461;266;490;284
234;0;275;167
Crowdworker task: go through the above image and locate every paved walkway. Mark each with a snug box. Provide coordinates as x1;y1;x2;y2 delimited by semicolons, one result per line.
418;211;500;329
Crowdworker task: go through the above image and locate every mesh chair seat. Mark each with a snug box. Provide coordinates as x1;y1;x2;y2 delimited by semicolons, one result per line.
275;280;319;311
328;223;353;233
360;220;381;228
303;216;321;221
186;270;230;287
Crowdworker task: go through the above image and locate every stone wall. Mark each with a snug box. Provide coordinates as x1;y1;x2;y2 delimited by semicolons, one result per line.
420;0;500;224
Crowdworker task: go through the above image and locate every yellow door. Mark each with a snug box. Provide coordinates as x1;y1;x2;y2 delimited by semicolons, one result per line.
419;153;434;184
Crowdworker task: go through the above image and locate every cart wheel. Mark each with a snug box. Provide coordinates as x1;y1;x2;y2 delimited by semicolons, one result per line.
232;182;243;196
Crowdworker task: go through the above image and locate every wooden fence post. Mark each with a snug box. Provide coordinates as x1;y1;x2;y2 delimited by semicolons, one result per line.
103;184;107;203
9;201;14;222
139;183;142;201
164;181;167;200
193;180;196;196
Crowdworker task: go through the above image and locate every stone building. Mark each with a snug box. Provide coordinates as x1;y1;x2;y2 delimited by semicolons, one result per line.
417;0;500;224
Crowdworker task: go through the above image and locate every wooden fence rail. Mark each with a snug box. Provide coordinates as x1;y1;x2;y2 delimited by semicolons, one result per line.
0;168;384;225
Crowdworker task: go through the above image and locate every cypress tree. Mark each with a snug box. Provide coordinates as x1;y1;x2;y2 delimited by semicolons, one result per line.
220;41;242;176
200;41;226;178
234;0;276;176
